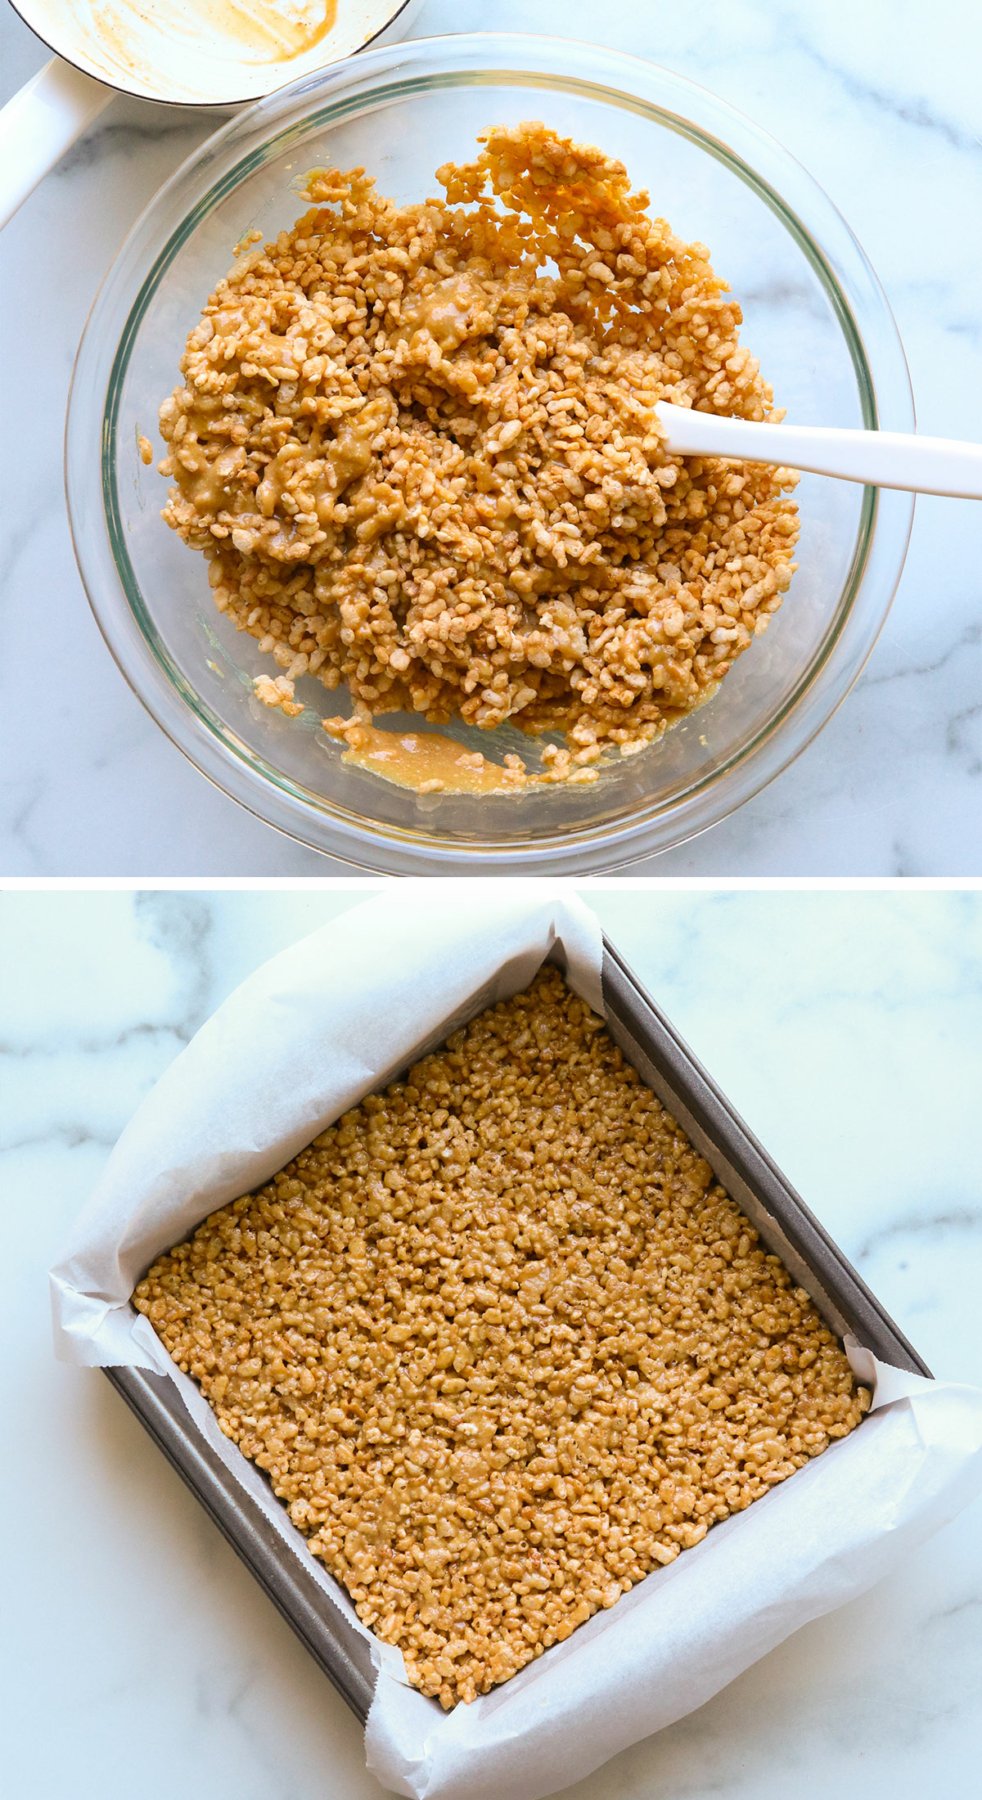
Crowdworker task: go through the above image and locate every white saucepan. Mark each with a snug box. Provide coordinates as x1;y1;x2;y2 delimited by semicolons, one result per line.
0;0;422;227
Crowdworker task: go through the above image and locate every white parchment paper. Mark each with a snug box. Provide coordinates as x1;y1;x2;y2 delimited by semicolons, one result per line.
50;888;982;1800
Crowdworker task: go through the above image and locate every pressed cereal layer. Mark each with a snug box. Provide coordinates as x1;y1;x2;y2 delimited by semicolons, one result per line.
157;123;799;784
134;969;867;1706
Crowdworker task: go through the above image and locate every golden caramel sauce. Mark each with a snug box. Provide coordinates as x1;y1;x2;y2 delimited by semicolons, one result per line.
324;719;521;796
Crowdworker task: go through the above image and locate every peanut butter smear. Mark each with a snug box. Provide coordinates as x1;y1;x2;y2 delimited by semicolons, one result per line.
191;1;337;63
323;718;524;795
91;1;338;74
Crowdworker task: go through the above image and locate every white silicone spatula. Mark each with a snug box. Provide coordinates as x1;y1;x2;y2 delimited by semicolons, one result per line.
656;403;982;499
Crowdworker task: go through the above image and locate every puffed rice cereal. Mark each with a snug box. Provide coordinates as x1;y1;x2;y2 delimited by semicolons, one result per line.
156;123;799;785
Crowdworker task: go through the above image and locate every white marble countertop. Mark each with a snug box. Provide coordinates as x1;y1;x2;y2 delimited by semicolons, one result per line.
0;0;980;875
2;885;980;1797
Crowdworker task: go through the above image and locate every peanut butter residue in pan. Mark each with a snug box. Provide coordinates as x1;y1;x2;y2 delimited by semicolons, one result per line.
91;1;339;78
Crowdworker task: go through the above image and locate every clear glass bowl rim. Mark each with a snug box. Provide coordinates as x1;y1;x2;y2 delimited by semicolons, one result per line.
66;31;915;873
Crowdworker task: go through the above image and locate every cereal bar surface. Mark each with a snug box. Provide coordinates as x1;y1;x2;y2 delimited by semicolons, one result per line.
134;968;868;1707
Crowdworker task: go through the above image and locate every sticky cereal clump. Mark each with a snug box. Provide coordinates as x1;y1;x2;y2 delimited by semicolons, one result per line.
157;124;798;781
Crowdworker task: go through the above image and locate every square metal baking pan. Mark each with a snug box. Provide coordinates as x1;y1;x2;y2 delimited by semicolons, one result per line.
105;938;929;1726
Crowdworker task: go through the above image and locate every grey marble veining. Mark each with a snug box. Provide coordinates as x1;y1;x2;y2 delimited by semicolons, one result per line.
0;0;980;873
1;887;980;1797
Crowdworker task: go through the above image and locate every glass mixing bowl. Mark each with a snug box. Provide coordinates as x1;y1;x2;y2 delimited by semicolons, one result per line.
66;32;914;873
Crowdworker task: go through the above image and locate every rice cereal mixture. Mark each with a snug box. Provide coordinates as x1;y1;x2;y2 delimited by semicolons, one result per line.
134;969;867;1707
157;123;799;784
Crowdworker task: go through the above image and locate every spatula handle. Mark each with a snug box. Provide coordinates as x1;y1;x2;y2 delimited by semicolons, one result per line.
657;404;982;499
